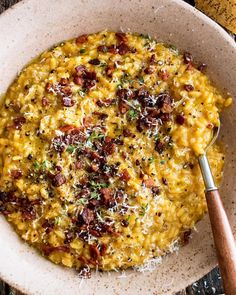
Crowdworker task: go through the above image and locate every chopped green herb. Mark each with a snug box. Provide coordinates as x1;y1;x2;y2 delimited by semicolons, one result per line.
128;109;138;121
117;84;123;90
139;33;152;40
78;198;88;205
138;76;144;85
79;48;86;54
66;145;76;154
160;160;165;165
148;156;155;164
139;203;148;216
90;191;101;200
99;61;107;67
78;89;87;97
168;44;179;54
54;216;61;225
89;131;105;141
90;181;108;189
41;160;51;170
33;161;41;170
154;133;159;140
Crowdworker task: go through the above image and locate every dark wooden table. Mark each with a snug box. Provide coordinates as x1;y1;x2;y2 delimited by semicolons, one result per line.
0;0;228;294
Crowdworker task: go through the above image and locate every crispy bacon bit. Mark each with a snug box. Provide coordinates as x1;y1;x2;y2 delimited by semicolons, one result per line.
115;32;128;44
13;116;26;130
155;139;165;154
42;245;70;256
83;116;93;127
152;186;160;195
64;230;74;244
42;97;49;106
108;44;118;54
76;34;88;44
89;59;100;65
183;52;193;64
105;65;115;78
81;208;94;224
97;45;108;53
198;63;207;72
184;84;194;92
60;85;72;96
100;188;114;207
156;93;173;113
121;219;129;227
143;178;155;188
59;78;69;86
96;99;114;107
78;265;91;279
45;82;54;93
144;66;154;74
123;128;134;137
52;173;66;187
75;160;84;170
117;43;130;55
103;140;116;155
162;177;168;185
62;96;75;107
73;75;83;85
176;114;185;125
88;199;100;209
42;219;54;234
120;169;131;181
74;65;97;90
99;243;108;256
92;112;108;121
89;229;102;238
21;204;36;220
150;54;156;64
89;244;100;261
159;69;169;81
76;188;90;199
118;100;129;114
117;88;134;100
10;169;23;179
59;125;76;132
75;65;86;74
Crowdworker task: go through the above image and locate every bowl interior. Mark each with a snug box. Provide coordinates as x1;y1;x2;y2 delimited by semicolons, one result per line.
0;0;235;294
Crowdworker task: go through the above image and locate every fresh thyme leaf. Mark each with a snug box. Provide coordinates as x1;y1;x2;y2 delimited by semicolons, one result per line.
80;48;86;54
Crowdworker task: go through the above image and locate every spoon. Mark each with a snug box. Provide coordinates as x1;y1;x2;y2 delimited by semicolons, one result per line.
198;124;236;295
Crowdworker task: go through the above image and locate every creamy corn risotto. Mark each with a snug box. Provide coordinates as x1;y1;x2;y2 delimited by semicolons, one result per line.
0;31;232;275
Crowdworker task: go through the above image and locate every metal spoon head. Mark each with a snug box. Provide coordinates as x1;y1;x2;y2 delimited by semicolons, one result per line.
205;123;220;151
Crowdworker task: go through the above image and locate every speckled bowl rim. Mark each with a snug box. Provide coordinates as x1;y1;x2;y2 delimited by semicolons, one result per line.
0;0;235;294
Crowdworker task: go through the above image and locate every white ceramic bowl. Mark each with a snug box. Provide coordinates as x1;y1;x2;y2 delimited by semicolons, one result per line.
0;0;235;294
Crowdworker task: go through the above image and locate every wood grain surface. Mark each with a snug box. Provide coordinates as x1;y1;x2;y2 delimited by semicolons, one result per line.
0;0;227;294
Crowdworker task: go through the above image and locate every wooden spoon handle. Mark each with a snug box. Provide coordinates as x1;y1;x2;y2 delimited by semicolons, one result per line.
206;189;236;295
